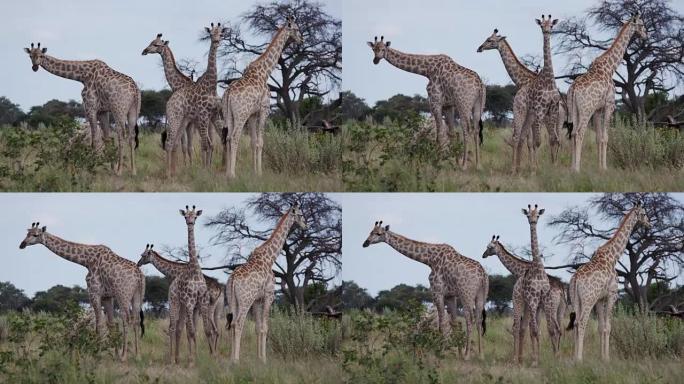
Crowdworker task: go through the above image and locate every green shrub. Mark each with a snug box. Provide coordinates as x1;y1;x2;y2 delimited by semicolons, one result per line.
267;309;346;359
611;306;684;359
609;118;684;170
263;123;342;175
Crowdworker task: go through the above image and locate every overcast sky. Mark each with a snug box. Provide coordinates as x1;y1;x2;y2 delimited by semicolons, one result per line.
343;0;684;105
0;193;341;297
341;193;684;296
1;0;340;111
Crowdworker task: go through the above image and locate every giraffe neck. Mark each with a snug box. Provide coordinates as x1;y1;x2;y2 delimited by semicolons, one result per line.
529;221;542;265
600;208;639;266
41;233;93;267
149;250;188;278
497;40;537;87
159;45;192;91
256;211;295;266
493;243;531;277
384;48;433;78
540;31;554;78
39;55;88;82
186;222;200;269
246;26;290;84
383;231;433;266
196;38;220;93
594;22;636;75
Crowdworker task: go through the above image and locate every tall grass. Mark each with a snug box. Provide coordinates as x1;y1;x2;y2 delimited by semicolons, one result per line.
268;309;346;358
0;120;342;192
343;117;684;192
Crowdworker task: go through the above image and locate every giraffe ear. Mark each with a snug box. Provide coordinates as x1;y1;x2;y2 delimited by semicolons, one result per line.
367;41;374;47
24;47;31;53
41;226;47;232
552;19;559;26
41;48;47;54
385;41;391;47
522;208;528;215
179;209;185;215
539;208;545;215
163;40;169;45
196;210;203;216
205;27;211;33
535;19;542;26
384;225;390;231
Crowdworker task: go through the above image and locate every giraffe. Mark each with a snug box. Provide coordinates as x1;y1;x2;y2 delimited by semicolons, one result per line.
368;36;487;169
567;202;650;361
225;203;307;362
142;33;196;165
165;205;216;364
477;27;565;168
24;43;141;175
19;222;145;361
137;244;223;352
482;236;568;363
222;16;303;178
566;12;647;172
508;16;561;173
363;221;488;359
164;23;227;177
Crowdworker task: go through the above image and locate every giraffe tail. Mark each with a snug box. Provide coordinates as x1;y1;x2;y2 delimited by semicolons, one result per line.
225;276;236;330
566;277;578;330
134;124;140;149
564;86;576;139
139;309;145;337
478;119;484;146
478;81;486;146
481;309;487;336
161;130;168;150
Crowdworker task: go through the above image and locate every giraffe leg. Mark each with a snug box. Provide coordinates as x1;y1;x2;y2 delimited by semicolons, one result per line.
255;107;267;176
511;93;529;174
432;293;449;337
127;106;138;176
186;122;195;166
119;307;130;361
527;298;541;367
165;116;186;178
227;116;247;179
427;84;447;148
511;282;524;364
571;114;590;172
603;288;617;361
600;99;614;171
574;298;594;361
184;301;198;365
544;101;561;164
175;304;187;364
543;292;561;357
260;292;274;363
88;291;105;338
197;115;213;169
595;298;607;361
199;294;215;356
253;299;264;360
248;115;260;176
444;106;457;141
231;305;250;362
518;303;530;364
463;306;473;360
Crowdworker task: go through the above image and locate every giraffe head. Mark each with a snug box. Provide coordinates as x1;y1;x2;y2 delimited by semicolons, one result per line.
141;33;169;56
535;14;559;35
23;42;48;72
19;222;47;249
634;200;651;229
284;16;303;45
205;22;229;44
482;235;500;258
477;29;506;52
362;221;390;247
137;244;156;267
180;205;202;226
290;202;307;229
367;36;391;65
628;11;647;40
522;204;545;225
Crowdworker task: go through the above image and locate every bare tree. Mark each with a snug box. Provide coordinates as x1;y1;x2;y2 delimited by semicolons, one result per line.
215;0;342;127
548;193;684;312
554;0;684;122
204;193;341;311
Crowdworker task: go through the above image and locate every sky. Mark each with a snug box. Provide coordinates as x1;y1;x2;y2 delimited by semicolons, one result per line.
343;0;684;105
341;193;684;296
1;0;341;111
0;193;342;297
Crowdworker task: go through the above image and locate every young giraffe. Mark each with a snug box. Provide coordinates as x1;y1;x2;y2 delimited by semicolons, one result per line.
482;236;568;363
164;23;227;176
19;223;145;361
222;16;303;178
477;27;566;163
509;16;561;173
225;203;307;362
567;202;650;361
141;33;196;165
368;36;486;169
363;221;488;359
566;12;647;172
137;244;223;352
24;43;141;175
166;206;216;364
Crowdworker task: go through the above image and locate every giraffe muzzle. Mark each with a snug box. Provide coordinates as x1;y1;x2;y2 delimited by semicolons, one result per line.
19;241;27;249
32;65;39;72
476;45;484;53
373;58;380;65
141;49;149;56
362;240;370;247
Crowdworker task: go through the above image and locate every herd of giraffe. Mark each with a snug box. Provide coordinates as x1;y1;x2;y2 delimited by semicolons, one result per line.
368;11;647;173
24;15;302;179
363;201;650;364
18;203;307;365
